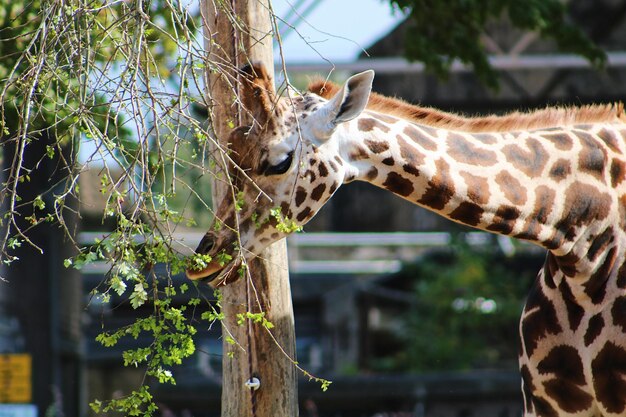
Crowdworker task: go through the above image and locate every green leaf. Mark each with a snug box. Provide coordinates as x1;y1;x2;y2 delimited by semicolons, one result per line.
129;283;148;309
33;195;45;210
110;275;127;296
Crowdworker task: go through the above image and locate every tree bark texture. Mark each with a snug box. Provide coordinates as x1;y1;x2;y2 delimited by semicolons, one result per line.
201;1;298;416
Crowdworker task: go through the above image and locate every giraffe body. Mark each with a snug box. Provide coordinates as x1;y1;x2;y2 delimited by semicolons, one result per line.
189;64;626;416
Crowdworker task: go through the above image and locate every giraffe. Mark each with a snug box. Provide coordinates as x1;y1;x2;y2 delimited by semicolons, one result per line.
188;63;626;417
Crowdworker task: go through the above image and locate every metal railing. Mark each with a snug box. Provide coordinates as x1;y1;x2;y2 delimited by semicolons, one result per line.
78;231;532;276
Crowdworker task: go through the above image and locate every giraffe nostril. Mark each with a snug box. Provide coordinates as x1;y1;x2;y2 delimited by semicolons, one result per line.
195;234;215;254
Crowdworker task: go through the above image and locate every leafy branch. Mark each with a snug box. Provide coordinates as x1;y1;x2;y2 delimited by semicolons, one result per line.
390;0;605;88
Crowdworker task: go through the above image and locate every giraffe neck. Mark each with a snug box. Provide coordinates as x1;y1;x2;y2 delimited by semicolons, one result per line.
337;111;625;292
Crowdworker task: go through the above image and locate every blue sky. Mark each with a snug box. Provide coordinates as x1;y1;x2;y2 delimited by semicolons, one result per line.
273;0;405;62
80;0;404;164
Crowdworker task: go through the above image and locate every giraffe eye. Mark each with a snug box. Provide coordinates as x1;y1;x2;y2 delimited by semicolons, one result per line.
264;152;294;176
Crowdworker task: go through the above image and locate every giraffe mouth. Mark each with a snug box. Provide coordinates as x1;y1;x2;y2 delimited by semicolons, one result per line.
185;263;223;286
185;258;241;287
186;232;231;286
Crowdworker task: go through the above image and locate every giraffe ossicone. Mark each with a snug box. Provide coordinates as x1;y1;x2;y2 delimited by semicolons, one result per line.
190;63;626;416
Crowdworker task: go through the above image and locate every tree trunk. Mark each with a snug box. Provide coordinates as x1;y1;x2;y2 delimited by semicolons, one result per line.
202;1;298;416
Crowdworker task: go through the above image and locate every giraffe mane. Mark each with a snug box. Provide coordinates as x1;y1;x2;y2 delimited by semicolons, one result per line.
307;79;626;132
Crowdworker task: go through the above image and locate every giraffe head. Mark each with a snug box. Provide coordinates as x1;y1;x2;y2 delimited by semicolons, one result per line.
187;64;374;286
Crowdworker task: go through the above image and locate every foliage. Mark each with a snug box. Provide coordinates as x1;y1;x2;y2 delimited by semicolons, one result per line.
389;0;606;88
398;245;539;371
0;0;219;414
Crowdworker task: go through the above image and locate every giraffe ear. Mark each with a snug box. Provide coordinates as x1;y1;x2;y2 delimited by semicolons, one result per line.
310;70;374;140
325;70;374;124
239;63;277;129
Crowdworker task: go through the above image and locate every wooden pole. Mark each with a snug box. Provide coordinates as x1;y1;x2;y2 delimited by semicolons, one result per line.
201;1;298;416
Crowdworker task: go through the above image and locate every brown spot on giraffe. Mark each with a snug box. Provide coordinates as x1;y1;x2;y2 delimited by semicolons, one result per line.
587;227;615;262
460;171;490;205
543;132;575;151
577;131;608;182
486;206;520;235
549;158;571;181
584;313;604;347
328;181;339;196
544;254;559;289
538;345;594;413
559;280;584;331
495;171;527;205
318;162;329;177
295;186;307;207
584;246;617;304
515;223;542;244
543;231;565;252
397;135;426;168
383;172;414;197
447;133;498;166
597;127;622;153
280;202;292;219
415;124;440;141
402;164;420;177
222;213;236;230
448;202;484;226
418;158;454;210
364;138;390;154
358;118;390;133
592;342;626;414
302;98;316;111
533;396;559;417
610;158;626;187
533;186;556;225
254;217;274;237
521;282;563;357
296;207;312;222
538;344;587;384
544;378;594;413
382;157;394;166
310;183;327;202
515;186;555;242
611;296;626;332
618;262;626;289
403;125;437;150
366;167;378;181
350;146;369;161
555;252;580;277
502;138;549;177
554;182;612;241
473;133;499;145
